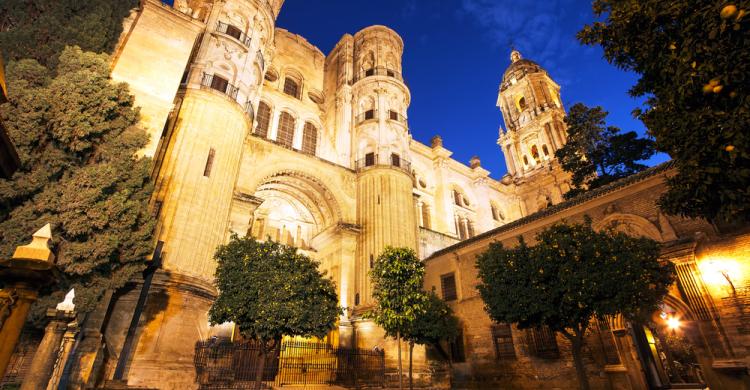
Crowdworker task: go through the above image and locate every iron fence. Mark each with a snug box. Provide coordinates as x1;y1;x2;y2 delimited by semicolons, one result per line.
355;109;378;125
201;73;240;101
354;154;412;176
353;66;404;84
194;340;385;389
216;21;252;47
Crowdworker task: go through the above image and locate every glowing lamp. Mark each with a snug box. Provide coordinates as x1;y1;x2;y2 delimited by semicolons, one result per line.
666;316;681;331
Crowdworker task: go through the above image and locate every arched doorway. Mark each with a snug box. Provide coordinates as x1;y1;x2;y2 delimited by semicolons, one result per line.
631;296;708;388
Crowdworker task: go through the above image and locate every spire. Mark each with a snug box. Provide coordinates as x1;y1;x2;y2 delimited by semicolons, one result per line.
510;49;522;63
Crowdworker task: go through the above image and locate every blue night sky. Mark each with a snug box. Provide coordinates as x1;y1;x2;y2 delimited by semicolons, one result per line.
277;1;669;177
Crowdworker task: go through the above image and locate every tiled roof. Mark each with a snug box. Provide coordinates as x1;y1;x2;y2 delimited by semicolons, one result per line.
425;161;675;260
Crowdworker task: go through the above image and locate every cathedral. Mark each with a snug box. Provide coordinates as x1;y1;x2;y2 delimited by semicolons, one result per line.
101;0;573;387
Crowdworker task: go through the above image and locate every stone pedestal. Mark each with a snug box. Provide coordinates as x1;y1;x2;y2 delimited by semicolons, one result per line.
123;272;217;390
20;309;75;390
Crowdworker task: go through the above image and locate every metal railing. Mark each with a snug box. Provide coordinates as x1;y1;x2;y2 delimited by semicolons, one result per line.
201;73;239;101
216;21;252;47
194;340;385;389
354;109;378;125
353;66;404;84
387;110;408;125
354;153;412;176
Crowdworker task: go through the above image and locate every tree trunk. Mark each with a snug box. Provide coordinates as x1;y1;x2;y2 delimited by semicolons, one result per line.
409;341;414;390
571;337;590;390
397;331;403;390
255;341;267;390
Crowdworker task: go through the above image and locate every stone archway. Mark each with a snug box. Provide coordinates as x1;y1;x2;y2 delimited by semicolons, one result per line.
243;170;342;250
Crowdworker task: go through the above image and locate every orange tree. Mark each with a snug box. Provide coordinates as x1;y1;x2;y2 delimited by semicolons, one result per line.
209;235;341;390
578;1;750;222
368;246;428;390
476;220;674;390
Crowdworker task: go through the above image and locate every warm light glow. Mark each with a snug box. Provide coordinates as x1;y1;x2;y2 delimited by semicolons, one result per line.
698;258;742;289
666;316;681;331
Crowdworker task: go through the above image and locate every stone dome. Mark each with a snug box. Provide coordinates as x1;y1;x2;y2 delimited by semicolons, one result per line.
501;50;546;90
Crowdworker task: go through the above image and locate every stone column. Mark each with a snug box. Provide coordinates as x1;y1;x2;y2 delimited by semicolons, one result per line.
20;308;75;390
0;224;58;379
46;319;78;390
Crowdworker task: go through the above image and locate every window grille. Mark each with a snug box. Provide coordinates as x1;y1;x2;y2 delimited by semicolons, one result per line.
283;77;300;99
441;273;457;301
276;112;295;149
255;102;271;137
525;326;559;359
301;122;317;155
491;323;516;360
365;153;375;167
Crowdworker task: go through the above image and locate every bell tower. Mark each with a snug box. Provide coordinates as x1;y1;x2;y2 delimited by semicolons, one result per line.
497;50;568;178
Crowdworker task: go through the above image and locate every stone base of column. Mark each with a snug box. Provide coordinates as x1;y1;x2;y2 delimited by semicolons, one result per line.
118;271;217;390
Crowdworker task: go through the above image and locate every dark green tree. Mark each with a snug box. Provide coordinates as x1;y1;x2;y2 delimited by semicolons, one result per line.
578;2;750;222
476;221;675;390
0;0;138;68
209;235;341;390
368;246;428;390
402;291;459;390
556;103;656;199
0;47;155;321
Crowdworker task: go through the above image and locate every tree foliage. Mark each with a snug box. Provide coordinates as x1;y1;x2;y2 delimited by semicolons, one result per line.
402;291;459;349
368;246;428;389
209;235;341;390
0;0;138;68
0;47;154;322
556;103;656;199
476;220;675;389
209;235;341;343
578;1;750;222
368;247;428;336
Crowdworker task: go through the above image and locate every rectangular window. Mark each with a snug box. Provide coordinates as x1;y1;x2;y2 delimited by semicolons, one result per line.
369;254;374;268
203;148;215;177
491;323;516;360
365;152;375;167
225;24;243;40
389;110;399;121
526;326;559;359
210;75;229;94
365;68;375;77
391;153;400;167
364;109;375;120
441;273;457;301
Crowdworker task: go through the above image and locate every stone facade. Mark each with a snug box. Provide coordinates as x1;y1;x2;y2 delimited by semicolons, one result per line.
95;1;575;388
423;164;750;389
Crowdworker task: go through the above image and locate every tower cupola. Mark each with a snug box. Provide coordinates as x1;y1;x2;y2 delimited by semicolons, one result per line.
496;50;568;178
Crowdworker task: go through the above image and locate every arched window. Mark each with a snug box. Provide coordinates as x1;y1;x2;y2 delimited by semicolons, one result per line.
523;155;529;166
491;204;499;221
255;101;271;137
542;144;550;156
518;97;526;110
531;145;541;162
467;220;475;238
283;77;300;99
301;122;317;155
276;112;295;148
